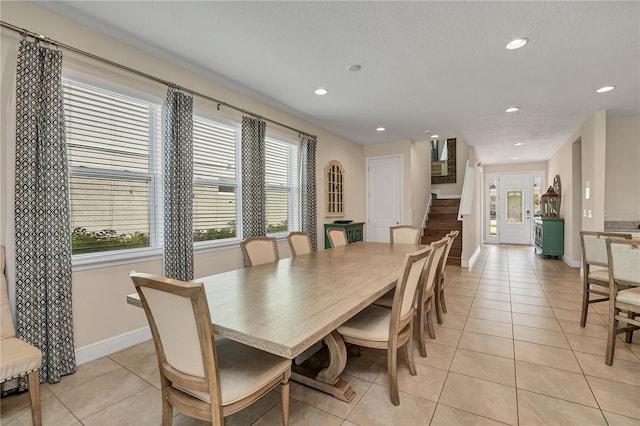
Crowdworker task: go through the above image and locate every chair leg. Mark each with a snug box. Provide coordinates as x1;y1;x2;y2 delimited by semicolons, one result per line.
161;389;173;426
435;295;443;324
27;370;41;426
426;309;436;339
406;326;417;376
580;282;589;327
606;309;618;366
418;307;427;358
625;312;636;344
387;346;400;406
281;378;290;426
440;289;447;313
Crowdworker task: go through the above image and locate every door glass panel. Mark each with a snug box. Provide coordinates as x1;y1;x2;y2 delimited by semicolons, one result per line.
533;177;542;216
489;179;497;235
506;190;524;224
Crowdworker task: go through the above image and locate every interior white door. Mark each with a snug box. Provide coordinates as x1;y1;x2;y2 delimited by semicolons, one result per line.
367;156;402;242
499;173;532;244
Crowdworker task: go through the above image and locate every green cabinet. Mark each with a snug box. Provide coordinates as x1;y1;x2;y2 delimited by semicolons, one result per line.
324;222;364;249
534;218;564;258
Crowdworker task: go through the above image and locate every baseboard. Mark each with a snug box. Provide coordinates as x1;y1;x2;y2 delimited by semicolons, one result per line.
461;245;481;269
563;256;581;268
75;327;151;366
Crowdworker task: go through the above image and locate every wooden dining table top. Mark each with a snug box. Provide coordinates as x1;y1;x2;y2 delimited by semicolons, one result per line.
127;241;423;360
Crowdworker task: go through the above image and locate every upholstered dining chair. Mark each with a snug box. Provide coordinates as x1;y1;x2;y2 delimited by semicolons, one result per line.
390;225;421;244
287;231;312;257
435;230;459;324
605;238;640;365
580;231;632;327
0;246;42;426
337;246;431;405
240;236;279;267
326;228;348;248
130;272;291;425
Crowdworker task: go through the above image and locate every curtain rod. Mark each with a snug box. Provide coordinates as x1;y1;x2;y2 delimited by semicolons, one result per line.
1;20;317;139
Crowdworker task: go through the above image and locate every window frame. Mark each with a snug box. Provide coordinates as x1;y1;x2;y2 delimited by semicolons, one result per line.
264;134;300;237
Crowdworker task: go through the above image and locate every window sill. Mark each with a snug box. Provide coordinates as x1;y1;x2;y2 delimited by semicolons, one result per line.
72;247;163;272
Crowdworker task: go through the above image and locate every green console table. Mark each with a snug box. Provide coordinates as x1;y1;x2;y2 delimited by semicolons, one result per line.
324;222;365;249
534;217;564;258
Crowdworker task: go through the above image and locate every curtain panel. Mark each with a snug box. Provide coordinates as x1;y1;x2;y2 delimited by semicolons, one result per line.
14;39;75;386
241;116;267;238
300;135;318;251
163;89;194;281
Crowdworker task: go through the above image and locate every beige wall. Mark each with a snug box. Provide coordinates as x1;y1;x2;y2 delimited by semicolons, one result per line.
411;141;431;228
605;115;640;223
432;138;470;196
1;2;366;350
483;162;547;175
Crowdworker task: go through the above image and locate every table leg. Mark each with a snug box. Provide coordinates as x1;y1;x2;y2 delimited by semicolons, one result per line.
291;330;355;402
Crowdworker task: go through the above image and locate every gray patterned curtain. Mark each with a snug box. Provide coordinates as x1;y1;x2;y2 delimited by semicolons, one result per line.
14;39;75;387
163;89;194;281
241;116;266;238
300;135;318;251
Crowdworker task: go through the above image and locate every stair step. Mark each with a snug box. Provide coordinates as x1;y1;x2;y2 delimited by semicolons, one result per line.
425;220;463;231
447;256;461;266
430;206;459;214
431;198;461;207
429;213;459;221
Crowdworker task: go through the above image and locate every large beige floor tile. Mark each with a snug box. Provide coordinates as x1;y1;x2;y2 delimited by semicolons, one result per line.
0;394;78;426
471;298;511;312
566;334;640;362
439;373;517;425
375;362;448;402
574;351;640;386
515;361;598;407
510;294;550;307
450;349;515;386
346;383;436;426
513;340;580;373
464;318;513;339
510;287;545;297
431;325;462;347
342;347;386;382
447;287;477;297
413;341;456;370
513;325;570;349
512;312;562;331
477;284;511;294
475;290;511;302
255;398;343;426
291;373;370;419
458;331;514;359
468;306;512;323
55;368;150;419
49;357;122;395
517;389;607;426
510;303;555;318
82;386;163;426
108;339;155;366
123;353;160;386
438;313;467;330
586;376;640;419
559;319;609;339
431;404;506;426
603;411;640;426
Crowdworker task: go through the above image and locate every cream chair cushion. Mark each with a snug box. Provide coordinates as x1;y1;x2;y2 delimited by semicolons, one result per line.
588;269;609;283
0;337;42;382
391;226;420;244
617;287;640;305
175;338;291;405
337;305;390;342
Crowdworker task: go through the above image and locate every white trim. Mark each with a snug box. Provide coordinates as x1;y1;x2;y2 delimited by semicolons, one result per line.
430;189;462;200
461;245;481;269
563;256;581;268
75;327;151;365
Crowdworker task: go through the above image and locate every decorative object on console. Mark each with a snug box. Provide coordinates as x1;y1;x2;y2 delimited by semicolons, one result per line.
325;160;345;217
540;185;560;218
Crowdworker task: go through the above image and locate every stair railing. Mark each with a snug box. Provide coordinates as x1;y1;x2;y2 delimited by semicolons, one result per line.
422;194;432;228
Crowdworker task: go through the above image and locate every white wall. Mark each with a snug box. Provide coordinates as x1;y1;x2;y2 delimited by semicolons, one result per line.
1;2;366;354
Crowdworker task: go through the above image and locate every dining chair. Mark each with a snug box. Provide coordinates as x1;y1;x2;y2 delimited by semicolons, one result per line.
130;272;291;425
240;236;279;267
417;237;449;355
326;228;348;248
605;238;640;365
435;230;459;324
390;225;421;244
580;231;632;327
287;231;312;257
337;246;431;405
0;246;42;426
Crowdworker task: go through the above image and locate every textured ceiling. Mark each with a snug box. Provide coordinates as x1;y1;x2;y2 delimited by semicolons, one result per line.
32;1;639;165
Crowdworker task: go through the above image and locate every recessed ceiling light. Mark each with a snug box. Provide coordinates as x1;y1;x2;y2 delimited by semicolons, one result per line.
314;88;328;95
506;38;528;50
505;106;520;113
596;86;615;93
512;157;519;160
376;127;386;132
424;130;431;134
430;134;440;139
347;64;362;72
514;142;524;146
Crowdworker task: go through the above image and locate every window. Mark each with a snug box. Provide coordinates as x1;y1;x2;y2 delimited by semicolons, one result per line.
64;79;161;255
192;116;240;242
265;137;299;234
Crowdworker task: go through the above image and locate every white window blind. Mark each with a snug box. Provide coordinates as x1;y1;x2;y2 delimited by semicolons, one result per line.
192;116;239;242
265;137;299;234
64;79;161;255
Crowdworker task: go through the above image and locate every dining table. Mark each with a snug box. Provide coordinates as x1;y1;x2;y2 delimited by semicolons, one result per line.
127;241;423;402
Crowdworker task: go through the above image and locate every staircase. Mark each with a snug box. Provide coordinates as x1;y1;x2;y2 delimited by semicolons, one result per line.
421;197;462;266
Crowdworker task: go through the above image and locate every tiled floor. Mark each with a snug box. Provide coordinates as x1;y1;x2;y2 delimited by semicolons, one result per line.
2;245;640;425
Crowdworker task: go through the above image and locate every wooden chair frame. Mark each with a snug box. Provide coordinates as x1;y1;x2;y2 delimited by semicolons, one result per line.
605;239;640;365
579;231;632;327
435;230;459;324
338;247;431;405
287;231;312;257
326;228;348;248
240;236;280;267
389;225;421;244
131;272;290;425
417;237;448;356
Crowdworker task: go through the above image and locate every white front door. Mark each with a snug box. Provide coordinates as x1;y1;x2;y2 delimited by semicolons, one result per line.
499;173;532;244
367;156;402;242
